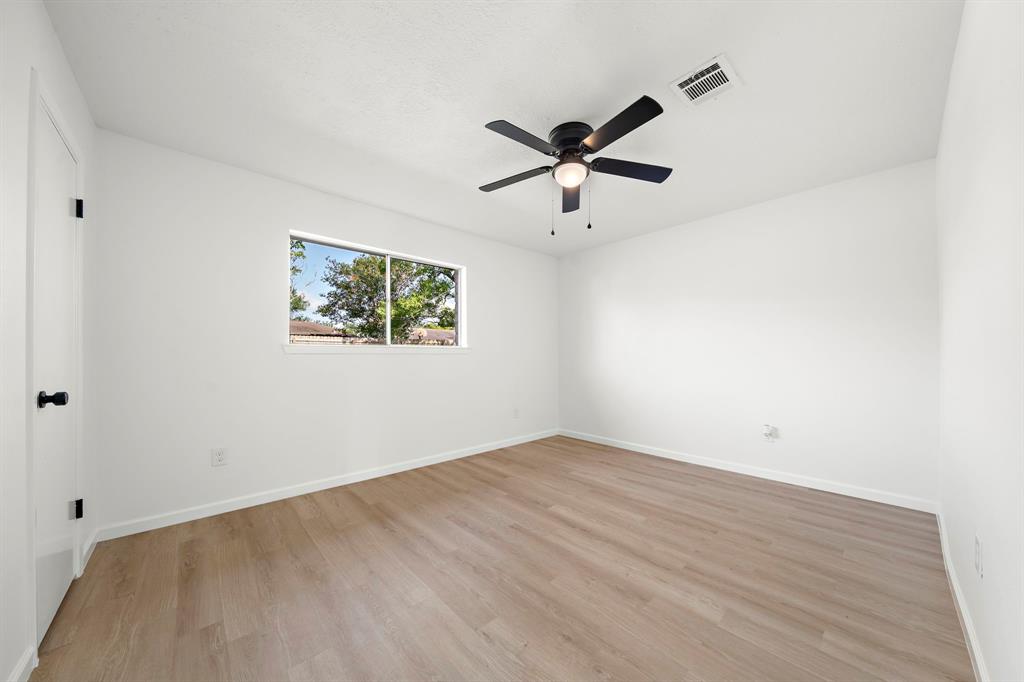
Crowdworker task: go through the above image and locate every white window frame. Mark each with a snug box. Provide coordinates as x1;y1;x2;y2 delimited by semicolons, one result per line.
284;231;468;354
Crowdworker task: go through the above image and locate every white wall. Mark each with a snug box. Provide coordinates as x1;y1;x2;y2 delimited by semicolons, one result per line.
559;161;940;509
935;1;1024;679
86;131;559;534
0;3;95;681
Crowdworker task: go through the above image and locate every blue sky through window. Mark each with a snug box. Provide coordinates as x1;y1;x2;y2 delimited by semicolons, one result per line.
292;240;363;325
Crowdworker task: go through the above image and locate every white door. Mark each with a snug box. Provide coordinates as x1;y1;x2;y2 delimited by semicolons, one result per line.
33;99;80;644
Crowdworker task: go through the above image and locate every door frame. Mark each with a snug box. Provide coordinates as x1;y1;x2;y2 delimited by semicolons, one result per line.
25;68;86;647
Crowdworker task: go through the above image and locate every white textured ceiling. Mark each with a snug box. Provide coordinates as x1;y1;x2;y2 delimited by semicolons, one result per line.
46;1;962;255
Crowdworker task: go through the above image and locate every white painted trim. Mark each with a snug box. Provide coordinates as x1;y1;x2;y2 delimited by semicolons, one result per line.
937;512;989;682
78;526;98;578
93;429;557;543
384;253;392;345
5;646;37;682
283;343;469;355
559;430;937;513
457;265;468;347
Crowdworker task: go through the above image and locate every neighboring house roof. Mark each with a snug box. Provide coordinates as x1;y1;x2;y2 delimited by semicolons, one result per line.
406;327;456;342
289;319;343;335
289;319;456;342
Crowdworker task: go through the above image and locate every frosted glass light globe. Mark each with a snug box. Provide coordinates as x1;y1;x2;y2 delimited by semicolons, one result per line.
553;161;588;188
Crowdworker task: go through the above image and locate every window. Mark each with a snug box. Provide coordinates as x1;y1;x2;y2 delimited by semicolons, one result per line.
289;234;462;347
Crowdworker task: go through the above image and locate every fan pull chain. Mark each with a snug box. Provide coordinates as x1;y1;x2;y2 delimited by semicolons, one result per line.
587;182;592;230
550;183;556;236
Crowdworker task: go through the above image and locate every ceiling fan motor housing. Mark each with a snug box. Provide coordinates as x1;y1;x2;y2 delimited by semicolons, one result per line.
548;122;594;154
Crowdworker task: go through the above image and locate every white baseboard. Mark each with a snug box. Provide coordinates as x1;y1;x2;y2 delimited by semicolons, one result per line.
5;646;36;682
936;512;989;682
559;430;937;513
93;429;558;544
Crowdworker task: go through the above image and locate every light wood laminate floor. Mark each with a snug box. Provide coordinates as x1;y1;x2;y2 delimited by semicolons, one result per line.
33;436;974;681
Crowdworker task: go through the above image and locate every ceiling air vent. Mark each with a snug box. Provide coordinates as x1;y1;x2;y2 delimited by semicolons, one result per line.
670;55;740;106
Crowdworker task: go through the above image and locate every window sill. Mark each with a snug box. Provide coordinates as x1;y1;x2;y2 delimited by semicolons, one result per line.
282;344;470;355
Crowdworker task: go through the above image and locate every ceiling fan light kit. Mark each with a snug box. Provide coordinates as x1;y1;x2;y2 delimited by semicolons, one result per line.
553;156;589;188
479;95;673;226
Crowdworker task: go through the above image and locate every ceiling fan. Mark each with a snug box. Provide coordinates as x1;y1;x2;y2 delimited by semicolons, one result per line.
479;95;672;213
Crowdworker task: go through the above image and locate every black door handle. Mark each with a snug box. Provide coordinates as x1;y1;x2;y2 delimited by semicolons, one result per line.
38;391;70;408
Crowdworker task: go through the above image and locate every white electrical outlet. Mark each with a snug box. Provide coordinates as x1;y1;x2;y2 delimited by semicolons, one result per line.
513;407;520;419
211;448;228;467
974;536;983;578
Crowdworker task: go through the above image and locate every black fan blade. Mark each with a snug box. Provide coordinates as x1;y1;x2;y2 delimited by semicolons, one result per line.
562;185;580;213
581;96;664;153
479;166;552;192
590;157;672;183
485;120;559;156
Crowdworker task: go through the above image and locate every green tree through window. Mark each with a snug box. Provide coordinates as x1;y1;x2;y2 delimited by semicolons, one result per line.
316;252;387;341
289;239;309;318
389;258;457;344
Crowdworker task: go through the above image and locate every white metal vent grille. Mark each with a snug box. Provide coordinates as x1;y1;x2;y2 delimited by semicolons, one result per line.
670;55;740;106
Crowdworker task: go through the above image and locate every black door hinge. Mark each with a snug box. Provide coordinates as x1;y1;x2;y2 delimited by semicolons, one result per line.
75;199;84;219
74;498;84;519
